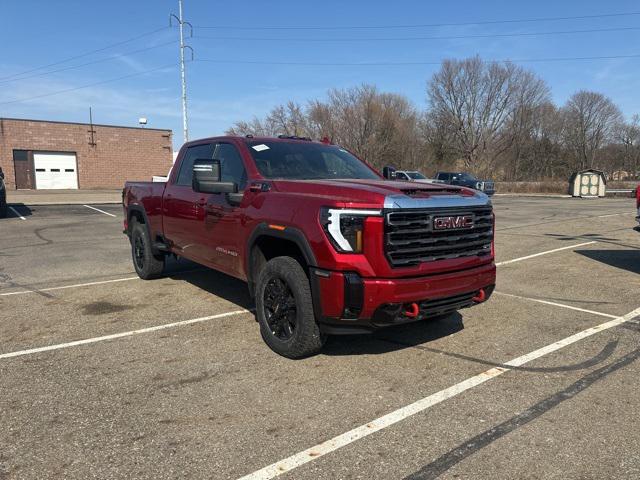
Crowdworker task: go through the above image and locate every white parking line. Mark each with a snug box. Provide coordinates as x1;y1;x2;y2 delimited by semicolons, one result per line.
597;213;634;218
0;276;139;296
0;310;248;360
237;305;640;480
8;206;26;220
83;204;117;217
494;292;618;319
495;241;596;266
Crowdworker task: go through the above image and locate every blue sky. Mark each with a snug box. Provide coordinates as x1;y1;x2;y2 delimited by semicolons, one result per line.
1;0;639;148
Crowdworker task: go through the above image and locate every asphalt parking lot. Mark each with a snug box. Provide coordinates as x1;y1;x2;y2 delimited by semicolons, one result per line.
1;197;638;479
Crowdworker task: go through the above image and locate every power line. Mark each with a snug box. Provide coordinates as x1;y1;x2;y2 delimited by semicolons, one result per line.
0;63;176;106
0;26;172;81
0;40;178;85
194;26;640;42
193;11;640;30
194;53;640;66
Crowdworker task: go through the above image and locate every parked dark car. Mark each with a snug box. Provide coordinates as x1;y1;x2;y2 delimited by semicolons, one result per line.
435;172;495;196
0;167;7;218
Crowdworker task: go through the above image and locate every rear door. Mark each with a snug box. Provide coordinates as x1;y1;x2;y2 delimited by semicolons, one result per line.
163;143;214;261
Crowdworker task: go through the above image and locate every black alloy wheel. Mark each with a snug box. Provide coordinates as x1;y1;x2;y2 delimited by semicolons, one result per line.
255;256;325;358
134;234;146;270
130;218;164;280
263;277;297;340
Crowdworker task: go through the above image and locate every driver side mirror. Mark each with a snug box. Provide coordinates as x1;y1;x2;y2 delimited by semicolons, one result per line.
192;160;238;194
0;167;4;180
382;165;397;180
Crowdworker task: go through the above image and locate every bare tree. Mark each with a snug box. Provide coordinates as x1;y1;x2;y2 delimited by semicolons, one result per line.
613;115;640;178
226;101;310;137
307;84;424;168
225;58;634;182
427;56;550;175
562;90;623;170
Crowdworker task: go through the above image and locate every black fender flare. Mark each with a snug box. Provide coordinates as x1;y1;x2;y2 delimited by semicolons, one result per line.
125;205;163;254
245;223;317;278
245;223;318;295
246;223;333;325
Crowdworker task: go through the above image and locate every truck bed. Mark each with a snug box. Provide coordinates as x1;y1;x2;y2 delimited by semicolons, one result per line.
123;181;167;238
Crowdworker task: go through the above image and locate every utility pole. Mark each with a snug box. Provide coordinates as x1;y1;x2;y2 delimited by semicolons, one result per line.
171;1;193;144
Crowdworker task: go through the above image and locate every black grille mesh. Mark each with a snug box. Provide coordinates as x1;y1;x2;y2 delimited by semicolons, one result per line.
385;206;493;267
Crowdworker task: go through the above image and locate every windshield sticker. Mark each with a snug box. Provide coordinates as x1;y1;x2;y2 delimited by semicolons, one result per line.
252;144;270;152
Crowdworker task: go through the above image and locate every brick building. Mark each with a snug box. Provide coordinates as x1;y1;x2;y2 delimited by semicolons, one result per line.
0;118;173;189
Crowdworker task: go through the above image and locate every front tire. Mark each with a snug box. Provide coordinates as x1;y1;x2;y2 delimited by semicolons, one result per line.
130;218;164;279
255;256;325;359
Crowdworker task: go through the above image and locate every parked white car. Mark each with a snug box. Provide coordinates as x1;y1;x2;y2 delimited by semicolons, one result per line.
394;170;441;183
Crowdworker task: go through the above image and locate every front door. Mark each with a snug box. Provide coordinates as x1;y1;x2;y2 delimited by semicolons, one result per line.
13;150;34;189
200;142;248;276
163;143;215;262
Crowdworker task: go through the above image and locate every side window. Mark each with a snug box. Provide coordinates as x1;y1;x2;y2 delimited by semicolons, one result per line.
214;143;247;190
176;144;214;186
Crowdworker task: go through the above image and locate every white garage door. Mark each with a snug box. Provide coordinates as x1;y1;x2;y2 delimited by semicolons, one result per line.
34;153;78;189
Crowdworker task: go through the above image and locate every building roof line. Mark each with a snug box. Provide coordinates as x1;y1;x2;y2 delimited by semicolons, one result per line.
0;117;172;133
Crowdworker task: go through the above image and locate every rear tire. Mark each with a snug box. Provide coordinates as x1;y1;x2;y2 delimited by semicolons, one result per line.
0;202;7;219
130;218;164;279
255;256;325;359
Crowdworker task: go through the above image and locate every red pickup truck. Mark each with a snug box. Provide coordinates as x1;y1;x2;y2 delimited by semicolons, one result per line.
123;136;495;358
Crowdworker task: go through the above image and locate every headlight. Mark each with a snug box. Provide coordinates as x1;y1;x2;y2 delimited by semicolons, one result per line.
320;208;381;253
475;181;483;190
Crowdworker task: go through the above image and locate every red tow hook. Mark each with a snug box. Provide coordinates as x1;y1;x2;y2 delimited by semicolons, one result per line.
472;289;486;303
404;302;420;318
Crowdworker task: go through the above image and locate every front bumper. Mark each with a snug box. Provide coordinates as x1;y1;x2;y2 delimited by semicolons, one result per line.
311;262;496;333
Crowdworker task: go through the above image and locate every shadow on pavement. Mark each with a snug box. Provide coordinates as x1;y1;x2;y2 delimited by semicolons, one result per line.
575;249;640;275
4;203;33;218
323;313;464;356
165;259;254;310
166;259;465;356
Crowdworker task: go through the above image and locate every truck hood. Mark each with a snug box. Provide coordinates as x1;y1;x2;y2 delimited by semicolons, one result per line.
270;179;491;209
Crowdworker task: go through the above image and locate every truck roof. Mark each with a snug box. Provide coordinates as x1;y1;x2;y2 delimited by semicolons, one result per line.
183;135;328;147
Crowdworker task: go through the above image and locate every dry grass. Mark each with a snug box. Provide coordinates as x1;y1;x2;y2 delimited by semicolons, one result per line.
495;181;569;194
495;180;638;195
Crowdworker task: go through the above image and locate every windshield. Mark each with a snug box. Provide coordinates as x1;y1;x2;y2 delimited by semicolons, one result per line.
246;141;380;180
459;173;477;181
407;171;427;180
